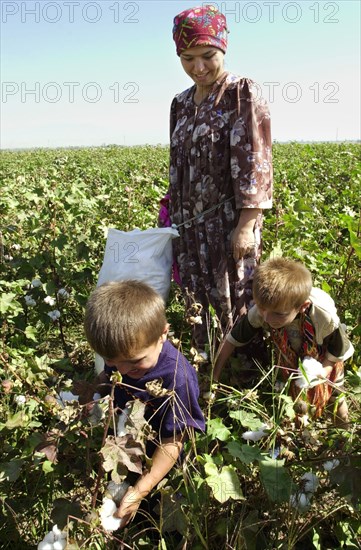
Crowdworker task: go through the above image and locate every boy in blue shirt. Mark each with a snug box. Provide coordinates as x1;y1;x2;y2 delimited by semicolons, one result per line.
84;280;205;525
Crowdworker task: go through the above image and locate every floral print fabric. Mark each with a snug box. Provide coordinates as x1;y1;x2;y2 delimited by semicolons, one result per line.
173;4;228;56
168;72;273;348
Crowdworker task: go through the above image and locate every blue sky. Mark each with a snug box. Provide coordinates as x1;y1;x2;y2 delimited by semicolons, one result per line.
1;0;360;148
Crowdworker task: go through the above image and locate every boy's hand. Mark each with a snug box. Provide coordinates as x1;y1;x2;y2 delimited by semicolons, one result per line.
115;486;143;526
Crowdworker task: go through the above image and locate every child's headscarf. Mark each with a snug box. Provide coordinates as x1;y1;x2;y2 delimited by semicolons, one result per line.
173;5;229;56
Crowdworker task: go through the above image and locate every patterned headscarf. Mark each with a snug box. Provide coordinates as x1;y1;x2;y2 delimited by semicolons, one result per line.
173;5;228;56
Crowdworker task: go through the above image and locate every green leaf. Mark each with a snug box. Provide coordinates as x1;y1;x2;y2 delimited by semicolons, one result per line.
42;460;54;473
229;410;264;429
259;457;294;503
227;440;262;464
51;498;82;529
207;417;231;441
205;465;244;503
5;411;27;429
25;326;37;341
0;459;24;482
204;462;218;476
0;293;22;314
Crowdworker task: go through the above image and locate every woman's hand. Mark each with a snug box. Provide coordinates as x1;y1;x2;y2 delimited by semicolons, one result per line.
231;208;261;261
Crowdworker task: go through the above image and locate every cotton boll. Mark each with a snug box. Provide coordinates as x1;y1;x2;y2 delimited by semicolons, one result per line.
43;532;56;543
38;541;54;550
47;310;61;321
25;295;37;307
31;279;42;288
44;296;56;306
15;395;26;405
296;357;325;389
323;459;340;472
53;540;66;550
116;403;132;437
242;424;268;442
88;403;104;425
101;514;122;532
100;497;117;517
290;492;311;512
52;525;61;536
301;472;319;493
58;391;79;403
99;497;123;532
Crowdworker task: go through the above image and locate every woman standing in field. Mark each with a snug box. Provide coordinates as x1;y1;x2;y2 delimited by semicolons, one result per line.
165;4;273;356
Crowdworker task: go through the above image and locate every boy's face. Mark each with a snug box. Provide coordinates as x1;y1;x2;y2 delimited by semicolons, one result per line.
104;330;167;380
257;302;309;329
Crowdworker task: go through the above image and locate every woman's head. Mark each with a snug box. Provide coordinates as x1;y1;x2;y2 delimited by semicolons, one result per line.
173;5;228;56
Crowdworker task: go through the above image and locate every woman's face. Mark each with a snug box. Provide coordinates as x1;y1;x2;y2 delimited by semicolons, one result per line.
180;46;225;89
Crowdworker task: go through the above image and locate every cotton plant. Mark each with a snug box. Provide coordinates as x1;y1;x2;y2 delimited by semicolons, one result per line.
37;524;67;549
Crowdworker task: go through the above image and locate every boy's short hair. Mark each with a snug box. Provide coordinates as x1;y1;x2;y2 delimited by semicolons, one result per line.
253;258;312;311
84;280;167;359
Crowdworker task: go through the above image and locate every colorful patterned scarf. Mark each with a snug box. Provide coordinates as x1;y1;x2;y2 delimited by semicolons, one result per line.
271;309;343;417
173;5;228;56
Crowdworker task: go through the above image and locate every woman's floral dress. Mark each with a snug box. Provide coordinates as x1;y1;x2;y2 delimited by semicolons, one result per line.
168;72;273;349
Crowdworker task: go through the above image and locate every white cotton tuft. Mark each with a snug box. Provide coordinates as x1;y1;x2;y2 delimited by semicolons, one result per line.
37;541;54;550
289;492;311;512
47;310;61;321
301;472;319;493
31;278;42;288
242;424;268;442
57;288;69;299
323;459;340;472
116;403;132;436
57;391;79;404
100;497;117;517
101;514;122;532
25;295;37;307
295;357;325;389
99;497;123;531
53;540;66;550
43;532;56;543
15;395;26;405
